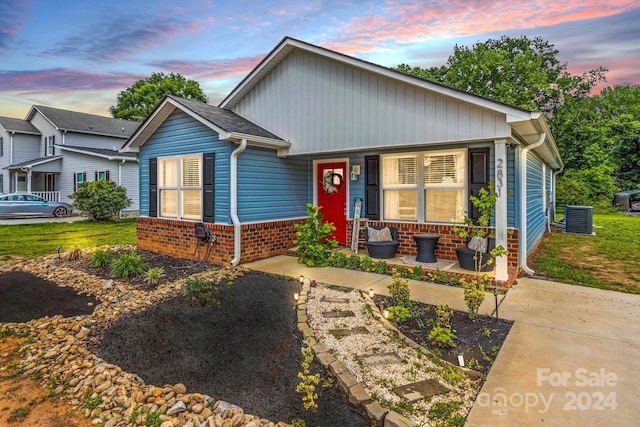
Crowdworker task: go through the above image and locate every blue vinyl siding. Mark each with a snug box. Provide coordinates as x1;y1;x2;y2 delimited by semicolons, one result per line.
237;147;310;222
526;154;546;255
138;110;232;223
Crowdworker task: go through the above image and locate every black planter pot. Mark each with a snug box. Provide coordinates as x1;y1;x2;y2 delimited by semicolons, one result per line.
456;248;493;272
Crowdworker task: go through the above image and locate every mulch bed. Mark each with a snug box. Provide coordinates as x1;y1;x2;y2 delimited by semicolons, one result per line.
0;252;369;426
374;295;513;374
0;271;98;323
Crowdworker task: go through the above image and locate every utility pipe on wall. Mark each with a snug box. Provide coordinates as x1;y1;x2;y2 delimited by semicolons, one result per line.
230;139;247;266
519;133;546;276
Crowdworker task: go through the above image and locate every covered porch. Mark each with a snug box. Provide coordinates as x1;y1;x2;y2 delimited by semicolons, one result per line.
6;156;62;201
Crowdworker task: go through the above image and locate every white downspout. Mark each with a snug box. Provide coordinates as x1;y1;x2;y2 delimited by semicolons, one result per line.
118;159;125;218
230;139;247;266
520;133;546;276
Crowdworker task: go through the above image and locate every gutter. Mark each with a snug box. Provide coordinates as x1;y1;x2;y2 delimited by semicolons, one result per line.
230;138;247;266
519;133;546;276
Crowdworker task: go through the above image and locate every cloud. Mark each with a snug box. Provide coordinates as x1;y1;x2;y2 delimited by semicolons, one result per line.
0;0;30;53
0;68;142;94
321;1;639;55
41;15;186;63
145;55;264;81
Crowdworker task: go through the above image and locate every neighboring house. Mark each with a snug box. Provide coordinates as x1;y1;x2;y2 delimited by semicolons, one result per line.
123;37;562;281
0;106;140;215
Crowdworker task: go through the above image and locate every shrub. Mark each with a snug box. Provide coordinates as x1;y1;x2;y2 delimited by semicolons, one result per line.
70;180;132;221
435;303;454;328
184;276;220;306
428;326;456;348
373;260;388;274
294;204;338;267
329;252;348;268
388;305;411;323
144;267;165;285
360;256;375;272
387;269;411;308
346;255;361;270
90;249;111;268
461;276;486;320
409;266;424;280
109;252;146;278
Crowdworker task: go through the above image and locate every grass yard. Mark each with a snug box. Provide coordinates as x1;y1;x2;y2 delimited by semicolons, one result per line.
530;211;640;294
0;218;136;262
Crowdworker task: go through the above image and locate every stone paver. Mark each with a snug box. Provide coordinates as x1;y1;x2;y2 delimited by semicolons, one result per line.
358;351;404;366
393;379;450;402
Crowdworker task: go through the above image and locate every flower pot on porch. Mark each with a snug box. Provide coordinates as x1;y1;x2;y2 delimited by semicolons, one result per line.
455;248;494;272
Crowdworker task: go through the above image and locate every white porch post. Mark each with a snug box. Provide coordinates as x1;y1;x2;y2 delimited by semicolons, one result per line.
27;169;32;193
494;139;508;281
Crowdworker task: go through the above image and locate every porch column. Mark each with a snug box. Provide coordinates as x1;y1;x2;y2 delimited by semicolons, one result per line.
494;139;508;281
27;169;32;193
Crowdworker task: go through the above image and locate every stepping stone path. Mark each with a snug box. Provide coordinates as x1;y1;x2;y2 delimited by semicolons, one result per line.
322;309;355;318
357;351;404;366
394;379;450;402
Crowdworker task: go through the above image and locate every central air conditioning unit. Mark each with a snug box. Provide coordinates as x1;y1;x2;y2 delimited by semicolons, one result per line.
564;205;595;236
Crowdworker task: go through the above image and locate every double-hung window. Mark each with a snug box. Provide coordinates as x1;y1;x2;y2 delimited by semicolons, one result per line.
45;136;55;156
381;149;466;223
158;155;202;220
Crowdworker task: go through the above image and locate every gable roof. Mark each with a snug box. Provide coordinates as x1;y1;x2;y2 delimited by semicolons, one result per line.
57;145;137;160
26;105;140;139
0;116;41;135
220;36;561;169
122;95;289;155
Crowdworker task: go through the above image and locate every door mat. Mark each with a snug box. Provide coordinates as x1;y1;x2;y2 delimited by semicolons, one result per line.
400;257;456;270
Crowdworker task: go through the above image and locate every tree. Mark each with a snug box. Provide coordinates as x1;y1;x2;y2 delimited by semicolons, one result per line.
109;72;207;120
70;180;132;221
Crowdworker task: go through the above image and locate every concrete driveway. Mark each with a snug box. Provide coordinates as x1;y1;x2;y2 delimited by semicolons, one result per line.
466;278;640;426
0;215;87;225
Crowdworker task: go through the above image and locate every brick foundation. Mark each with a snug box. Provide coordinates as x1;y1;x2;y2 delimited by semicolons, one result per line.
136;217;305;266
348;221;520;267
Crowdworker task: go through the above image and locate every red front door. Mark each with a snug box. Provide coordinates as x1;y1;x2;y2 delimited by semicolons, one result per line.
317;162;347;245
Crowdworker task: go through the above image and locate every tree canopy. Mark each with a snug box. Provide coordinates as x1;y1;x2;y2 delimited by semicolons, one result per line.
110;72;208;121
396;36;640;206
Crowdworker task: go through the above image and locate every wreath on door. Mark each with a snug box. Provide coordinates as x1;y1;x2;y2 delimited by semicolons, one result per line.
322;171;343;194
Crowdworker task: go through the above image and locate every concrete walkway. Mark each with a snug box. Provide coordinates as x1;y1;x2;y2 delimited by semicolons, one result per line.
245;255;640;426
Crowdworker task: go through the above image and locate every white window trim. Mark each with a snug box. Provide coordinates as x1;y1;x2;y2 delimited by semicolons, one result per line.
381;149;467;223
158;154;203;221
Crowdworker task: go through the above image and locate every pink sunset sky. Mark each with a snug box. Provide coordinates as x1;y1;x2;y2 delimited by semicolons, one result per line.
1;0;638;119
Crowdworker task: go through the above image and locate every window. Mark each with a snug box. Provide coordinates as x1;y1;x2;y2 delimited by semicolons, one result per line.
95;171;110;181
74;172;86;191
423;150;465;222
158;155;202;220
382;154;417;220
381;149;466;223
45;136;55;156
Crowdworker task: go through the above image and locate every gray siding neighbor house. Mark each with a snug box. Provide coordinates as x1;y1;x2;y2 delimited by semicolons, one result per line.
0;106;140;215
123;37;562;281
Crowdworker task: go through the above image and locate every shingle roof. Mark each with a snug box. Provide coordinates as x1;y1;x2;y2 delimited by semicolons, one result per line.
30;105;140;138
6;156;61;169
167;96;283;140
59;145;136;159
0;116;41;135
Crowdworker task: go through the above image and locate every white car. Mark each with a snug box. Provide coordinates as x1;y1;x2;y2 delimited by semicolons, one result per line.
0;193;73;218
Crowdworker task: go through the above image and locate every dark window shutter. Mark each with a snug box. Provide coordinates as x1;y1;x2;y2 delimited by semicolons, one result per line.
52;136;55;155
44;137;47;156
468;147;490;223
149;158;157;217
364;155;380;220
0;137;3;156
95;171;98;181
106;171;110;182
202;152;215;223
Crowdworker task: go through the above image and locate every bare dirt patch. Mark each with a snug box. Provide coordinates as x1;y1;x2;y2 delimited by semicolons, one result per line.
0;337;93;427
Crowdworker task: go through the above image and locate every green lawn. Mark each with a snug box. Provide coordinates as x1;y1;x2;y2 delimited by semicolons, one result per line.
0;218;137;262
530;212;640;294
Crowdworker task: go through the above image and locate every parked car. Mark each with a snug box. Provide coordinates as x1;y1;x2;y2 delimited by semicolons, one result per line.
0;193;73;218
